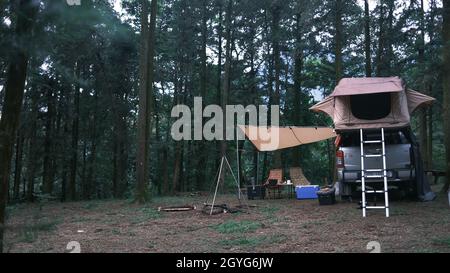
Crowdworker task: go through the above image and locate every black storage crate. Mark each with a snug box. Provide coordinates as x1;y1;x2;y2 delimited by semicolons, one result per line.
317;188;336;205
247;186;265;200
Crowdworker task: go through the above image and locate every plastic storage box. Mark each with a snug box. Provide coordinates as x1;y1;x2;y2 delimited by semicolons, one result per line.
317;187;336;205
247;186;265;200
295;185;320;199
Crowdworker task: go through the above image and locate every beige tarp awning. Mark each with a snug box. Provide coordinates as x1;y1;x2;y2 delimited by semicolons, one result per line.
238;125;336;152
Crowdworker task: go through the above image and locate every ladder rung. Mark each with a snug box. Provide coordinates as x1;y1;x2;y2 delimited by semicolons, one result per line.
366;206;388;209
362;154;384;158
362;140;383;144
365;175;386;178
364;169;384;172
365;190;385;193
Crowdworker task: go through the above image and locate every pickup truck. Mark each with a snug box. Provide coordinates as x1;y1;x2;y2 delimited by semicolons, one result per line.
336;128;416;198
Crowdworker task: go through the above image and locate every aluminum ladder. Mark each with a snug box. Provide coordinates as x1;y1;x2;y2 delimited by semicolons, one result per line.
359;128;389;217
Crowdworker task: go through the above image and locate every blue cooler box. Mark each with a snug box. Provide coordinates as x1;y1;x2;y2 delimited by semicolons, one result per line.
295;185;320;199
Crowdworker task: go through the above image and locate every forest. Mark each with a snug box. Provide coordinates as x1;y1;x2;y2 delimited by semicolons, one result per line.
0;0;449;253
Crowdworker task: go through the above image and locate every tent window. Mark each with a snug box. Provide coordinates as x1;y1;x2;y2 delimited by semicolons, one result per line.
350;93;391;120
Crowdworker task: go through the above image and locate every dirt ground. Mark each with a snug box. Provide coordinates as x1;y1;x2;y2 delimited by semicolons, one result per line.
3;185;450;253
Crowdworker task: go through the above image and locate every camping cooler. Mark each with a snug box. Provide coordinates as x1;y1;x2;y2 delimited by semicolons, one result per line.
295;185;320;200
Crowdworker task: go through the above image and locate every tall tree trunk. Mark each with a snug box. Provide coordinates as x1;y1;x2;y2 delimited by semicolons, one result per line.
293;11;304;166
60;82;70;202
172;141;183;193
427;84;433;169
248;18;259;183
43;83;55;194
418;0;429;169
442;0;450;193
171;66;183;195
112;139;118;197
161;144;169;194
85;90;98;200
26;86;38;202
376;1;385;77
68;64;81;201
154;91;162;194
13;131;24;200
385;0;394;75
85;144;96;200
195;0;208;190
136;0;150;203
215;2;223;174
221;0;232;159
113;95;127;198
264;7;274;172
161;82;172;195
272;0;282;169
201;0;208;100
427;0;437;171
136;0;158;203
334;0;343;83
81;141;87;198
0;0;37;252
216;1;223;111
364;0;372;77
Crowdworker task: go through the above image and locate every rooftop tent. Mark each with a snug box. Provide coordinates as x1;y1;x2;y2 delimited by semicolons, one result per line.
310;77;435;130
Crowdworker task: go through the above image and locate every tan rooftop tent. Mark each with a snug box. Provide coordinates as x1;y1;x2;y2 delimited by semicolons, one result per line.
238;125;336;152
310;77;435;130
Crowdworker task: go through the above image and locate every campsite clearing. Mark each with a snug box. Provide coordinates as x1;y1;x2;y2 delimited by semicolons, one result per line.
3;185;450;253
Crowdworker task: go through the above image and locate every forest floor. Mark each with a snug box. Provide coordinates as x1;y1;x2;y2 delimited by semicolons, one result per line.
3;184;450;253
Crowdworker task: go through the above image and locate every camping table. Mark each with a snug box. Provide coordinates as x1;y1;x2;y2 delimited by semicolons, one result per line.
279;183;295;199
264;183;294;199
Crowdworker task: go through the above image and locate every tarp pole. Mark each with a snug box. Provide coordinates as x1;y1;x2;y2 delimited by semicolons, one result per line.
224;156;249;209
210;157;225;215
256;151;259;189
